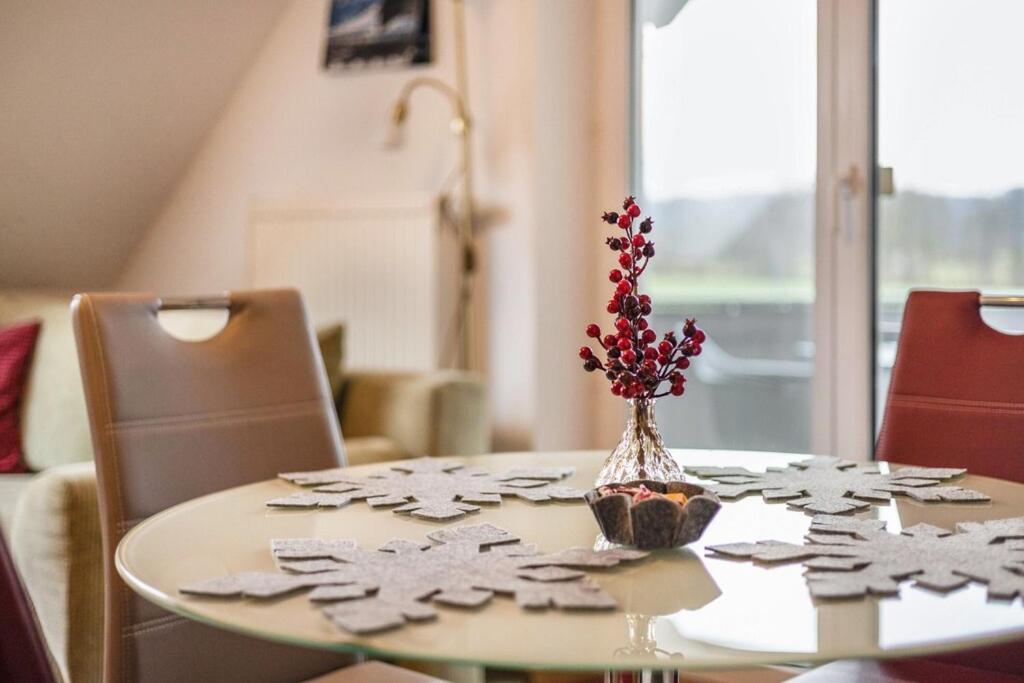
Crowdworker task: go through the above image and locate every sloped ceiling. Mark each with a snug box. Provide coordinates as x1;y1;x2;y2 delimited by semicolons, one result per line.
0;0;288;288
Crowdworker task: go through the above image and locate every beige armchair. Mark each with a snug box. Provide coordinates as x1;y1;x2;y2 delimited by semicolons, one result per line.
342;371;488;464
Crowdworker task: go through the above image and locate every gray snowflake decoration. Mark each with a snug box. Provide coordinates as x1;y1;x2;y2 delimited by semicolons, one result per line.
708;514;1024;600
687;456;989;515
267;458;586;521
180;523;648;634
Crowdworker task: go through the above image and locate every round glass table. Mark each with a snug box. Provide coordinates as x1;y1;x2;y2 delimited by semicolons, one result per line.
117;449;1024;674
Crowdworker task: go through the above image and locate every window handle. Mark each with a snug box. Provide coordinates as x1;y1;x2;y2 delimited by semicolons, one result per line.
878;166;895;196
838;165;861;243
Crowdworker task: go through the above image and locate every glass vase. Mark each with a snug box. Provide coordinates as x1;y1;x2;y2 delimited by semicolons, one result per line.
595;398;683;486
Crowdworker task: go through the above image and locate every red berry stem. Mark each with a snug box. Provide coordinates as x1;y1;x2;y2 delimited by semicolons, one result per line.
583;197;705;401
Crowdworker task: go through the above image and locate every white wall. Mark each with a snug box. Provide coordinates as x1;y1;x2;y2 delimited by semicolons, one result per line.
0;0;284;288
119;0;629;452
119;0;458;292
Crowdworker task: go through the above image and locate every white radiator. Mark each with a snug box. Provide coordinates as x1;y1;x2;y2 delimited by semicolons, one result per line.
247;195;457;370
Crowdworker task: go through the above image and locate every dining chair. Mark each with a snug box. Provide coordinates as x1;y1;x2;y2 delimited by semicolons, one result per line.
797;289;1024;681
877;289;1024;481
71;290;442;683
0;529;57;683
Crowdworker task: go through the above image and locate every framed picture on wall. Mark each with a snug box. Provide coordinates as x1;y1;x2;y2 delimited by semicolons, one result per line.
324;0;431;71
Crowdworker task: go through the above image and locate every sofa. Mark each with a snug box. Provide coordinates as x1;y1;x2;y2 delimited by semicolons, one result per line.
0;290;489;683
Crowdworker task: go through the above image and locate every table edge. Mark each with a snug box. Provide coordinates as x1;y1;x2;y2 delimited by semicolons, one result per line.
114;450;1024;671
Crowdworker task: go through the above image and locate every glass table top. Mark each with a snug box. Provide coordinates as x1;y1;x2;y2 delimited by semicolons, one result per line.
116;450;1024;671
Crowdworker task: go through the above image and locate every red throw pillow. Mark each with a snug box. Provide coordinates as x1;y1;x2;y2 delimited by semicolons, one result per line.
0;320;41;473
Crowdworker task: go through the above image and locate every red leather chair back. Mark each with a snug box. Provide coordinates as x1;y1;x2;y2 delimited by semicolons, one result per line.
877;289;1024;675
877;289;1024;482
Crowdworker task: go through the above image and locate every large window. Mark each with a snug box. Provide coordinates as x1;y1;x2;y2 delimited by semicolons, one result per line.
633;0;817;452
875;0;1024;417
633;0;1024;457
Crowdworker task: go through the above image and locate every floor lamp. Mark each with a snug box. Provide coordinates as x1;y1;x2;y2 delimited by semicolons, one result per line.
389;0;476;370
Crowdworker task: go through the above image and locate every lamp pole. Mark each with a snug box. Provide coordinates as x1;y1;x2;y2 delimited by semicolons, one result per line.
390;0;476;370
451;0;475;371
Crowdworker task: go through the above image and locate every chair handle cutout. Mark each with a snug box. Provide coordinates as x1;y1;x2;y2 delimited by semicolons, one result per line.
157;295;231;311
156;294;232;341
979;295;1024;308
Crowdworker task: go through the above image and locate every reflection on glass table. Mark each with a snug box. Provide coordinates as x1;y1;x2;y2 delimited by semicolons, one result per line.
599;548;720;666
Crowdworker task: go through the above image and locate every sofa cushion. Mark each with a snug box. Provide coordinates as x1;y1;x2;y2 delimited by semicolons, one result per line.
342;371;488;457
344;436;407;466
0;320;41;472
0;473;34;533
0;292;92;471
317;324;346;400
10;462;101;683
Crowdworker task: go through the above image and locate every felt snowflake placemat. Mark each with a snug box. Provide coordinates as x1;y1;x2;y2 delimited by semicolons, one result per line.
687;456;989;515
181;523;648;634
708;514;1024;600
267;457;587;521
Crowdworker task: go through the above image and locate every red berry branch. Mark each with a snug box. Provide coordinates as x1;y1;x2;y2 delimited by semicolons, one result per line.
580;196;706;400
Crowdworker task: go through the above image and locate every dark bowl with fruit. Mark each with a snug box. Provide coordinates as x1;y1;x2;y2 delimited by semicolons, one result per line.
585;481;720;550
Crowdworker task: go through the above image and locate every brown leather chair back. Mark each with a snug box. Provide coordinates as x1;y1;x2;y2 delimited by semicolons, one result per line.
72;290;350;683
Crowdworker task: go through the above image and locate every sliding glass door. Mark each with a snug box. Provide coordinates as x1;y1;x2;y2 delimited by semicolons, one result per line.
874;0;1024;420
634;0;1024;456
632;0;818;453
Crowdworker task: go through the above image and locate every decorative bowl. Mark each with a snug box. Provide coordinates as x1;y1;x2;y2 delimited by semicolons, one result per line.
585;480;720;550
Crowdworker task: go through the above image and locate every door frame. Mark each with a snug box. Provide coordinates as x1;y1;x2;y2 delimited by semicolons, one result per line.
625;0;878;458
812;0;876;460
